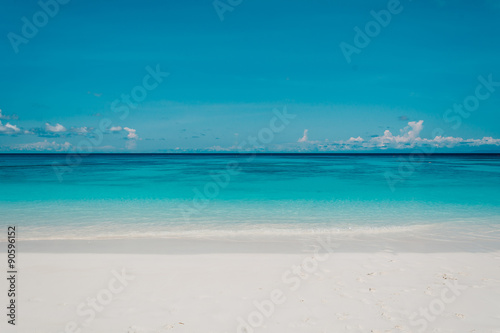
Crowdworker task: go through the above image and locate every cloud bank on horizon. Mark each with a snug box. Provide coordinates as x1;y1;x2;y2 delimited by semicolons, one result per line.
1;105;500;153
206;120;500;153
0;108;139;152
291;120;500;152
1;103;499;153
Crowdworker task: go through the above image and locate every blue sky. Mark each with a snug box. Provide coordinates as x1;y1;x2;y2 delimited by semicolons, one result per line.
1;0;500;152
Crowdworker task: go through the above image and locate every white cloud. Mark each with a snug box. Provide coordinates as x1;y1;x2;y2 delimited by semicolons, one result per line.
427;135;464;148
272;120;500;152
348;136;364;143
123;127;138;150
123;127;138;139
175;120;500;152
371;120;424;148
0;110;21;134
298;129;309;143
363;121;500;149
72;126;89;134
45;123;67;133
0;121;21;134
462;136;500;146
343;120;500;150
11;140;72;152
110;126;122;132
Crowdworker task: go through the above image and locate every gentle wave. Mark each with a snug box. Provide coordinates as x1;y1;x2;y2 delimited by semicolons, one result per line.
13;223;438;241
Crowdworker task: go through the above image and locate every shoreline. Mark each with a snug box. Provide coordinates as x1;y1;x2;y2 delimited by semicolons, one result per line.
4;228;500;254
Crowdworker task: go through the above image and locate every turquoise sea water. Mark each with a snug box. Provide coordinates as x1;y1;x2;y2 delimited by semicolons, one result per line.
0;154;499;240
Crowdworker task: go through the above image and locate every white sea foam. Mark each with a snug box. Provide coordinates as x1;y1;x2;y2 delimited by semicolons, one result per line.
12;223;443;241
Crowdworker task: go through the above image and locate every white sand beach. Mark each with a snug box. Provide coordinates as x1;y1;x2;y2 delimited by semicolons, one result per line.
2;232;500;333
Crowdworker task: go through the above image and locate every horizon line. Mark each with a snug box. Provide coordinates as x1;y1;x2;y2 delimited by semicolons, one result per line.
0;152;499;156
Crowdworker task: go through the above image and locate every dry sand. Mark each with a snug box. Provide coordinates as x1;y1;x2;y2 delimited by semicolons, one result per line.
1;233;500;333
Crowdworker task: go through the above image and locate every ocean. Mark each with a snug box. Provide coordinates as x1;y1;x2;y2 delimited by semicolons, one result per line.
1;153;499;240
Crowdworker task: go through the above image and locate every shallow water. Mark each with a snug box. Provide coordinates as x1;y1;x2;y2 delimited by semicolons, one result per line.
1;154;499;240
